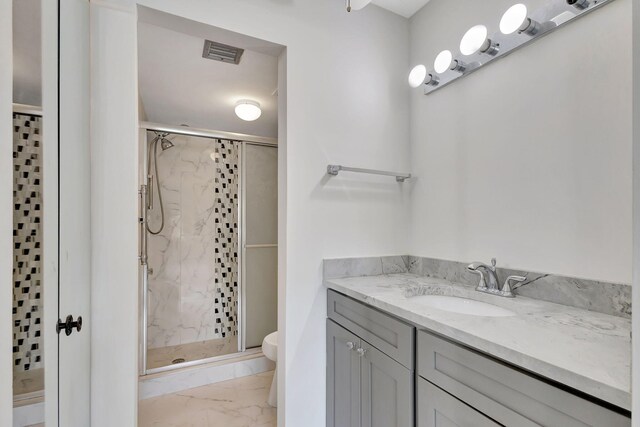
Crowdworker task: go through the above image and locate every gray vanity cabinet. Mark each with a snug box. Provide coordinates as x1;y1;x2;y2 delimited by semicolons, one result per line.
327;289;630;427
327;290;415;427
417;330;631;427
417;378;500;427
327;320;362;427
360;340;413;427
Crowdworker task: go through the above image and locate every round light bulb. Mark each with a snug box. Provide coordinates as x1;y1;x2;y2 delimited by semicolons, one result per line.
460;25;488;56
500;4;528;34
433;50;453;74
408;65;427;88
235;100;262;121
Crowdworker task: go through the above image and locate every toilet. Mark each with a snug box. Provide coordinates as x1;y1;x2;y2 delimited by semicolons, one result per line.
262;331;278;407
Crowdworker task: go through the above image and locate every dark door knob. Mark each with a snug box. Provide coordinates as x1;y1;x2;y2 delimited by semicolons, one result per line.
56;314;83;336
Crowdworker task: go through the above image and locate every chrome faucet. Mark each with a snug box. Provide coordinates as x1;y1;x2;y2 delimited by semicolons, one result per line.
467;258;525;298
467;258;500;292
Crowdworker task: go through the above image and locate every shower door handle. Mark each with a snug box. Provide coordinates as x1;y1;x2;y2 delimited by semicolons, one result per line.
56;315;83;336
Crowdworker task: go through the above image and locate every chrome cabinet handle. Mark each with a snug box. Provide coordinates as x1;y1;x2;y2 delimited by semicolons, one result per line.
346;341;355;350
356;348;367;357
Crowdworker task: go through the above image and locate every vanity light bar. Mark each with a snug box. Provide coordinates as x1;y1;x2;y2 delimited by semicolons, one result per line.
409;0;617;95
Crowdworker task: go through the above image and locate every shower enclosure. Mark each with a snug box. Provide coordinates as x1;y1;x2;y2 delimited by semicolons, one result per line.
138;122;278;374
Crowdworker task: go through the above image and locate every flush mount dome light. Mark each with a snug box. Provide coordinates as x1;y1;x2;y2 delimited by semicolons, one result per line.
460;25;499;56
408;64;427;88
500;4;541;36
235;100;262;121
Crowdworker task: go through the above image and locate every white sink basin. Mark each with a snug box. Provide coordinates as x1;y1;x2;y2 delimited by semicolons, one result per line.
410;295;517;317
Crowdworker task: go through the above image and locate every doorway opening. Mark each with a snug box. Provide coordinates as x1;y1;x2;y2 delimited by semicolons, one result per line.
136;7;284;425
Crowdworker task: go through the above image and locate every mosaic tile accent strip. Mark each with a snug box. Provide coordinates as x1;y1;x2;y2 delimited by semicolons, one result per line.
12;113;43;372
213;139;239;338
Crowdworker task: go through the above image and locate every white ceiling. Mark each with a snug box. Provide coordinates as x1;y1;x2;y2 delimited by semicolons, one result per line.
371;0;431;18
138;8;283;139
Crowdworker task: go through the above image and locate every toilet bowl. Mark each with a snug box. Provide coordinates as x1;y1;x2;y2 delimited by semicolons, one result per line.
262;331;278;407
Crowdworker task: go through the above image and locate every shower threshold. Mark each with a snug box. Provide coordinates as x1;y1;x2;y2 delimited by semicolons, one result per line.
147;337;238;370
144;345;261;376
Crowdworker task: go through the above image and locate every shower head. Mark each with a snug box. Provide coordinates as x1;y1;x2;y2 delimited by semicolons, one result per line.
160;138;174;151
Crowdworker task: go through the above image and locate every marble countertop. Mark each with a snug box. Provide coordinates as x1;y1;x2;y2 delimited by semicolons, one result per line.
325;273;631;411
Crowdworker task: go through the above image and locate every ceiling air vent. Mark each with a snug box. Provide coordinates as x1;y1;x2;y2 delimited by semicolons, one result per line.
202;40;244;65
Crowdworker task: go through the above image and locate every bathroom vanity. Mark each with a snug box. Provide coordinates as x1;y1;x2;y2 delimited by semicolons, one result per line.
325;264;632;427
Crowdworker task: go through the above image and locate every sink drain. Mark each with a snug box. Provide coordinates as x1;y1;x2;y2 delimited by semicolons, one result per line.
171;358;186;364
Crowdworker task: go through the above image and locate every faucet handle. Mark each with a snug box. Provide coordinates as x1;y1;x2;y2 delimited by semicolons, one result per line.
500;275;526;298
491;258;497;268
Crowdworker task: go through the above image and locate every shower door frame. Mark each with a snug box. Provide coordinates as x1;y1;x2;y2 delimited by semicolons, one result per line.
240;142;279;350
138;121;277;376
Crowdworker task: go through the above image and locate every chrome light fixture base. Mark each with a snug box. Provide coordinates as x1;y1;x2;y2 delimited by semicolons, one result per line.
480;39;500;56
450;60;467;73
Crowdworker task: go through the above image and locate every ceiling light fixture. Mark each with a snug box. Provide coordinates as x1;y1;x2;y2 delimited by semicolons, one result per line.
460;25;499;56
500;4;541;36
235;100;262;121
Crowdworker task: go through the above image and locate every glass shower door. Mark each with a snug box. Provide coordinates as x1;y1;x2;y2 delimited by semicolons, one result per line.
242;143;278;349
142;132;241;372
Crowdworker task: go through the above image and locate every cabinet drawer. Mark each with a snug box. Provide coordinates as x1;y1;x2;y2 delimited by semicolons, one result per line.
328;290;414;368
417;378;500;427
418;330;630;427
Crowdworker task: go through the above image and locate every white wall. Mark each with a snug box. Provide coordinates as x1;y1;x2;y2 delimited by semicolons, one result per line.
409;0;632;284
90;2;140;425
0;1;13;426
632;0;639;422
90;1;410;426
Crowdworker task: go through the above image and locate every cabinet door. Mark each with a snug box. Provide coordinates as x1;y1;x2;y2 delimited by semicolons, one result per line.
361;340;413;427
418;378;501;427
327;320;361;427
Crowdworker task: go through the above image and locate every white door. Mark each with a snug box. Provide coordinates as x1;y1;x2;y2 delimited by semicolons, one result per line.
42;0;91;425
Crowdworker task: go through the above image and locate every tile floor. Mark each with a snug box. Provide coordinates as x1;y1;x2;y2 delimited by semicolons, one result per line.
139;371;276;427
13;368;44;398
147;337;239;369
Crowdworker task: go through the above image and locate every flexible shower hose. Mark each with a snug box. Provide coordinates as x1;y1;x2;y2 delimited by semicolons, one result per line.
146;136;166;235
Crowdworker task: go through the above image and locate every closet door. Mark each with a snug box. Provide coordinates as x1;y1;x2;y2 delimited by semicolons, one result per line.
42;0;91;425
327;320;361;427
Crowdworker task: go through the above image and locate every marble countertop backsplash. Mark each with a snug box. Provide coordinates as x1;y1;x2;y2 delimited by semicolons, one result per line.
324;255;631;318
323;256;632;411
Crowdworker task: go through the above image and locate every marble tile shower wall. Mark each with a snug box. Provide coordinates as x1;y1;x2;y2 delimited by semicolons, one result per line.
323;255;631;318
147;134;239;349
